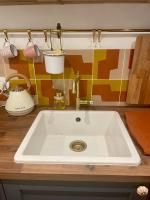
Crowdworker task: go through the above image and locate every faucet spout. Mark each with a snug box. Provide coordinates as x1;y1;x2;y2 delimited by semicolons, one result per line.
72;71;93;110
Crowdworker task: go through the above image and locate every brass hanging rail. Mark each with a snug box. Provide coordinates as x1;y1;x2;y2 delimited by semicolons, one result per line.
0;28;150;33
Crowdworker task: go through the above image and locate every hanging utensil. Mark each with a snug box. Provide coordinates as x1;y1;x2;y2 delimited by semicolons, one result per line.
49;29;53;51
59;29;63;51
56;23;63;51
43;29;50;50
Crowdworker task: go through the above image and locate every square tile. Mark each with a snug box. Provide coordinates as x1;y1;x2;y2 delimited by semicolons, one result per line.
8;50;35;79
36;80;55;106
65;50;93;80
92;80;121;105
93;49;134;80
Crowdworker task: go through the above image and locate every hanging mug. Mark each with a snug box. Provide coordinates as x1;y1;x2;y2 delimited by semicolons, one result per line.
23;30;40;58
23;41;40;58
0;30;18;58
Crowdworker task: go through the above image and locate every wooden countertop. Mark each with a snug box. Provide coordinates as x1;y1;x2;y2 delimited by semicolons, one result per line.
0;106;150;183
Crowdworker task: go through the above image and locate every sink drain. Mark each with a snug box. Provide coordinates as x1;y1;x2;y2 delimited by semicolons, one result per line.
70;140;87;152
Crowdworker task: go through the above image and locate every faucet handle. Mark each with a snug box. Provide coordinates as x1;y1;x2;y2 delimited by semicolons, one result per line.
79;100;93;105
72;80;76;94
89;100;93;105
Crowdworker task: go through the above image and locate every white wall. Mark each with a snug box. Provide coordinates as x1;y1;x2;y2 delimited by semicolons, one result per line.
0;4;149;29
0;4;149;50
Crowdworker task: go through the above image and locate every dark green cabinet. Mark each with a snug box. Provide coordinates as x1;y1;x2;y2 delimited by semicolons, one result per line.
2;180;149;200
0;183;6;200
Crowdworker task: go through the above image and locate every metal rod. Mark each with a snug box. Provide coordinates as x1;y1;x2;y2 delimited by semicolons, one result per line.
0;28;149;33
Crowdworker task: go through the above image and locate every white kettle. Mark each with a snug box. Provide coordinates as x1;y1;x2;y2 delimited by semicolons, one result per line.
3;73;35;116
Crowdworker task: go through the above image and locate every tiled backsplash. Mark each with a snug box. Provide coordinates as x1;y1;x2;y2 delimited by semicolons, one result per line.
0;48;133;106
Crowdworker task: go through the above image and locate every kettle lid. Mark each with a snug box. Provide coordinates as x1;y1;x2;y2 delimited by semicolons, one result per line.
11;86;24;92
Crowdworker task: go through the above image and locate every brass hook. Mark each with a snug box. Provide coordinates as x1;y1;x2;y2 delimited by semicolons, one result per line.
3;29;8;42
27;29;32;42
92;29;97;44
98;29;102;43
43;29;47;43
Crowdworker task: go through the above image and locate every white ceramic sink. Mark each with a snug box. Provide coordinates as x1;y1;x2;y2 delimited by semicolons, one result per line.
14;110;141;166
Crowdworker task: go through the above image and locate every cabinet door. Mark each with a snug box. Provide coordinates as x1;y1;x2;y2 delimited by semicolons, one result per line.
3;181;149;200
0;183;6;200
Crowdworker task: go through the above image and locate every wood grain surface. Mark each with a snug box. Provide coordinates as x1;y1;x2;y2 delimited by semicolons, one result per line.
127;35;150;105
0;106;150;183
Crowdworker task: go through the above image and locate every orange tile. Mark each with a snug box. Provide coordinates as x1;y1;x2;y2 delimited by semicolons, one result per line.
34;62;47;75
120;91;127;102
79;80;88;98
93;85;120;101
36;80;56;105
41;80;55;105
65;55;92;76
8;50;34;79
98;50;119;79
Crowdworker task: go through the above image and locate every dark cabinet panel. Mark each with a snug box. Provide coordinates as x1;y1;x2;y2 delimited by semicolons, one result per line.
0;183;6;200
3;181;149;200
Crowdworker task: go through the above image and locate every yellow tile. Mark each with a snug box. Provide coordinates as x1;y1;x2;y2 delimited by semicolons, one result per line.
93;80;121;91
36;80;49;105
86;80;92;100
120;80;129;91
93;50;107;79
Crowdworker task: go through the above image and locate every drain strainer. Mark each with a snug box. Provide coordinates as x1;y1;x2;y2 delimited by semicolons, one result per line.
70;140;87;152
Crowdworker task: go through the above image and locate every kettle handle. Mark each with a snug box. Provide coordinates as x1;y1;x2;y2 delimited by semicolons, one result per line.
4;73;31;92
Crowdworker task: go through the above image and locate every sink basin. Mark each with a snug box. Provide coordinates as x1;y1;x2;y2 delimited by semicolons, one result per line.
14;110;141;166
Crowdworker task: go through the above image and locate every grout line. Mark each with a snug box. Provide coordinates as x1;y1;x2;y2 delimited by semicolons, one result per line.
90;50;94;99
15;78;128;80
29;78;127;81
32;59;39;105
118;50;126;103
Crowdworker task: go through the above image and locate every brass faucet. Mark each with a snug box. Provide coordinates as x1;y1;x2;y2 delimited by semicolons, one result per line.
72;71;93;110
